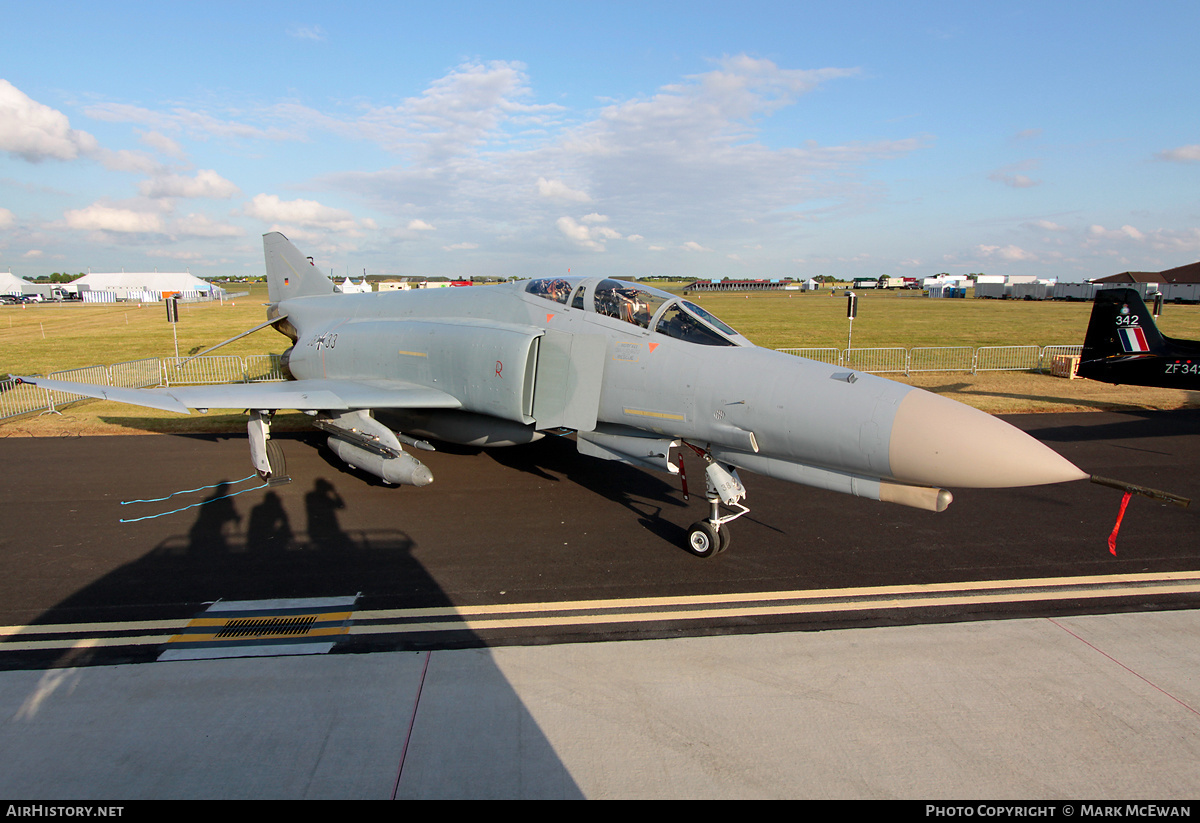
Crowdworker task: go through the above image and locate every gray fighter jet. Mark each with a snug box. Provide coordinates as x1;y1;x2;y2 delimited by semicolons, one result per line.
18;233;1087;556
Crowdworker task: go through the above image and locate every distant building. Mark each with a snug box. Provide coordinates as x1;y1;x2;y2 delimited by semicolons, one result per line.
377;277;445;290
377;280;418;291
0;272;29;295
336;277;371;294
1092;261;1200;285
683;278;794;292
73;271;221;302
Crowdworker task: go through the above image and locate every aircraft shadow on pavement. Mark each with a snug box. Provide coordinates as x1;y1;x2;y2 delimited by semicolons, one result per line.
308;430;698;550
481;435;693;547
6;443;585;797
1018;407;1200;444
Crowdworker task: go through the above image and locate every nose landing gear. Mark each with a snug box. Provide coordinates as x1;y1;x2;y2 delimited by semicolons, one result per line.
682;445;748;558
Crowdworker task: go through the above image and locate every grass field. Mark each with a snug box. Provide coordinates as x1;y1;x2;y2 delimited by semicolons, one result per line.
683;287;1200;350
2;284;1197;437
0;290;282;377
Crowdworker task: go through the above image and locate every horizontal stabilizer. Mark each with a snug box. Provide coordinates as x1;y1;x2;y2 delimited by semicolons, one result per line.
13;376;462;414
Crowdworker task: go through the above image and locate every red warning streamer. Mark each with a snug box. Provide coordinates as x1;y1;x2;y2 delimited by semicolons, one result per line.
1107;491;1132;556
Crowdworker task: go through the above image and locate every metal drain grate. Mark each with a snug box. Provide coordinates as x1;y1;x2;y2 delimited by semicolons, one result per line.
215;615;319;639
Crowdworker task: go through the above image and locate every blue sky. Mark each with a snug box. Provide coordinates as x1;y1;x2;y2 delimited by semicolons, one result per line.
2;1;1198;282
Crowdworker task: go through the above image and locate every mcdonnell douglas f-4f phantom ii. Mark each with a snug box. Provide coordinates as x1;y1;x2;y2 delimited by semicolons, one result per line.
19;233;1089;557
1078;287;1200;391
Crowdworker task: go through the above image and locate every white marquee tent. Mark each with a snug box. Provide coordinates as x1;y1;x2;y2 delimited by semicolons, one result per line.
73;272;220;302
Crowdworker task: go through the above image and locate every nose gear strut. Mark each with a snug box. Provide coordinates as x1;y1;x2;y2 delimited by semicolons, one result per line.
680;441;749;558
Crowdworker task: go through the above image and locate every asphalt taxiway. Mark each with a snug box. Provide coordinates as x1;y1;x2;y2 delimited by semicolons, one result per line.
1;612;1198;799
0;409;1196;797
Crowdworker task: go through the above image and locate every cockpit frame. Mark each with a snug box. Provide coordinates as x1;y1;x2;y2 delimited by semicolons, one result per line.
523;277;749;347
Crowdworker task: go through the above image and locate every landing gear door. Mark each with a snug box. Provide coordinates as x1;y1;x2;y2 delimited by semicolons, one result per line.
532;330;606;432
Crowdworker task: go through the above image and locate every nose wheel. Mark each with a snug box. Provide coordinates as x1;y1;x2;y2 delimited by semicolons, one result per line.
681;447;747;558
686;519;732;558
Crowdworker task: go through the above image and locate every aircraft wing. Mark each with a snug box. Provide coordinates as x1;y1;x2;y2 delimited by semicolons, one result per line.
13;376;463;415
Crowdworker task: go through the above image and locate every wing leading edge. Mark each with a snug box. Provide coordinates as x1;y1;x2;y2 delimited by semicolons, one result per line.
13;376;463;415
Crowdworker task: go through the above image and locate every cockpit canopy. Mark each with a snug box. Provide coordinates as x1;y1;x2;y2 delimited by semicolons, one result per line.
525;277;746;347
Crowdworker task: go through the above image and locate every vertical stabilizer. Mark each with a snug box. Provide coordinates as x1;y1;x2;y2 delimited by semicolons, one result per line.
264;232;336;302
1081;288;1167;360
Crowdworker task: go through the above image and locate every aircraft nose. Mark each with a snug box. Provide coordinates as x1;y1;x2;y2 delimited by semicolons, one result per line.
887;389;1087;488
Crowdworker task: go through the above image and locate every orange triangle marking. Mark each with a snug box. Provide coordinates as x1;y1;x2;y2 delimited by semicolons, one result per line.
648;342;659;353
547;313;555;323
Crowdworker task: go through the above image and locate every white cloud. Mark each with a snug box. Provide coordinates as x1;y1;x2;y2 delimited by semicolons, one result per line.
1155;144;1200;163
556;215;623;251
347;60;564;162
0;79;98;162
1083;223;1200;254
287;25;327;41
85;100;295;143
149;249;207;261
976;244;1036;261
443;241;478;251
0;207;13;228
140;130;187;160
140;169;241;199
97;148;161;175
243;193;365;234
988;159;1041;188
537;177;591;202
35;56;941;278
321;55;898;258
556;216;595;246
23;249;42;258
991;173;1038;188
1025;219;1066;232
64;204;164;234
1088;224;1145;242
172;213;242;238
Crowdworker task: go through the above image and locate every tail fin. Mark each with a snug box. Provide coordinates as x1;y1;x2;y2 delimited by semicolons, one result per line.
263;232;336;302
1081;288;1167;361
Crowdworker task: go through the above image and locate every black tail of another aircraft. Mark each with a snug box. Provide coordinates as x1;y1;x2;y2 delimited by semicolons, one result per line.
1081;288;1167;362
263;232;336;303
1078;287;1200;389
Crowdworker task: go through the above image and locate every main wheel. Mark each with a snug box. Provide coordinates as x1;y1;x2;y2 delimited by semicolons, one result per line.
265;438;288;483
686;521;720;558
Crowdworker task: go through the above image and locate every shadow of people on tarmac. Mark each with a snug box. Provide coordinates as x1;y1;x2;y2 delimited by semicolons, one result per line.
246;490;293;552
186;482;241;554
306;478;354;552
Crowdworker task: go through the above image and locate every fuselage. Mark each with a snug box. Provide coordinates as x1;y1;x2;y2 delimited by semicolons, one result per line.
272;278;1085;495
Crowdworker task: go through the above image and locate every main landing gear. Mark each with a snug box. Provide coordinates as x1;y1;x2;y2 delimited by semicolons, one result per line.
248;410;291;485
681;445;749;558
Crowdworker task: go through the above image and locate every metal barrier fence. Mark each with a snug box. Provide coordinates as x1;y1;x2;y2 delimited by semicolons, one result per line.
908;346;976;373
974;346;1042;373
1;354;286;421
162;355;249;386
777;345;1082;375
776;347;841;365
842;347;908;374
244;354;287;382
